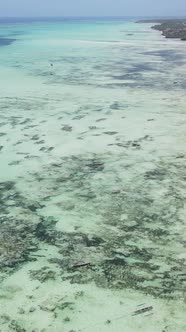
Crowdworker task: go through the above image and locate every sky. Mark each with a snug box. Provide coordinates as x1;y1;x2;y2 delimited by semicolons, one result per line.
0;0;186;17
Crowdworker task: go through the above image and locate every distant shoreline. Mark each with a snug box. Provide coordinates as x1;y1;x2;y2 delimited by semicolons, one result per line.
137;19;186;41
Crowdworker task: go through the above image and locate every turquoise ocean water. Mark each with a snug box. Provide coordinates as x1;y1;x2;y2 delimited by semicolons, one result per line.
0;17;186;332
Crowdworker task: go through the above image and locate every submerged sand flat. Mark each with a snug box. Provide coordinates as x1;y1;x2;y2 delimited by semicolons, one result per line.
0;19;186;331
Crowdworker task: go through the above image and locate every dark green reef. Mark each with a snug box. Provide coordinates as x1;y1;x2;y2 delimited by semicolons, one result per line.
0;37;16;46
1;153;186;301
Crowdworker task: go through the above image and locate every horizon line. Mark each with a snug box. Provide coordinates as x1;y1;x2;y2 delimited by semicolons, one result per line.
0;15;186;19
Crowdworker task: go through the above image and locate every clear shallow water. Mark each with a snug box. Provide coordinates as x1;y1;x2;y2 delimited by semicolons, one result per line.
0;18;186;332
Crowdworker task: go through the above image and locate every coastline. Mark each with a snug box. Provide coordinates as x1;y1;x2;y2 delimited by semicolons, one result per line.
137;18;186;40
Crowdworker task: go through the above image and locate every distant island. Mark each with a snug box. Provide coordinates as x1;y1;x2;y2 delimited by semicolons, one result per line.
137;19;186;40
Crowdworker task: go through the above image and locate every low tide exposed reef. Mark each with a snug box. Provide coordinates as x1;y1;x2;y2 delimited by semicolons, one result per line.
0;181;43;273
137;19;186;40
0;153;186;301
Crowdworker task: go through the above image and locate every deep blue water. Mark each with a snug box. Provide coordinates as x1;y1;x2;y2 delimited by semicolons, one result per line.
0;16;184;25
0;16;177;25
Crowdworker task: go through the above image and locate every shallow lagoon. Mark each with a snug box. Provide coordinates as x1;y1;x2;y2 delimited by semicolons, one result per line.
0;18;186;332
